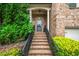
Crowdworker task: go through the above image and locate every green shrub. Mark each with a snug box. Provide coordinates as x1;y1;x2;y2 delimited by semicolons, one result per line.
0;22;33;44
0;48;22;56
53;36;79;56
0;4;33;44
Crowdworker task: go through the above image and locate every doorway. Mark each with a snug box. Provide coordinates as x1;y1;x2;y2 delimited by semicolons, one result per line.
35;17;43;32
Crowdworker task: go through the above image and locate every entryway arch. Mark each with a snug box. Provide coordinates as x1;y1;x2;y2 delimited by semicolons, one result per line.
27;7;50;31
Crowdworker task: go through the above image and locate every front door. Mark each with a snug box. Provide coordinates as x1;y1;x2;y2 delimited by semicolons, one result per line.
36;17;43;32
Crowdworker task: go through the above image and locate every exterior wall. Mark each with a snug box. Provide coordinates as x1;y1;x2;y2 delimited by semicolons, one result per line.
50;3;79;36
50;3;67;36
29;3;79;37
65;8;79;28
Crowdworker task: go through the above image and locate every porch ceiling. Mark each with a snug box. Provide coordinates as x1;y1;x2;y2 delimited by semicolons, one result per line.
32;10;47;15
29;3;52;8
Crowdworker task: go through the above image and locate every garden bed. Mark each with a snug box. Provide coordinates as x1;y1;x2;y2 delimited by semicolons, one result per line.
52;36;79;56
0;41;24;56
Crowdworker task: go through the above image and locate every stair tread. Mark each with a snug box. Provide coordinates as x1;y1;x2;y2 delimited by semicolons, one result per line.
33;37;47;38
33;38;47;40
31;44;49;46
32;40;48;42
32;40;48;43
29;54;52;56
30;45;50;49
29;50;52;54
32;42;48;45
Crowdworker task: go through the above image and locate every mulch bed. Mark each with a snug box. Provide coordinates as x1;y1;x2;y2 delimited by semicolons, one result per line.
0;41;25;52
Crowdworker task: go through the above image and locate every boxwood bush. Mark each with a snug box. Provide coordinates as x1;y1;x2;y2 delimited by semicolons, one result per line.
53;36;79;56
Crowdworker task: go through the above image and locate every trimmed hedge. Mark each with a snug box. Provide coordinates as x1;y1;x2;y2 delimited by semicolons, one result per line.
53;36;79;56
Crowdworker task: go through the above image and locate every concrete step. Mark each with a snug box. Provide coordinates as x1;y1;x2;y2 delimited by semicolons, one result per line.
28;50;52;55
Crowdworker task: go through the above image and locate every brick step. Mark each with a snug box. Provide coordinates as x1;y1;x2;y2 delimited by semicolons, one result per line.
33;38;47;40
30;48;50;50
31;43;49;46
32;42;48;45
28;50;52;55
28;54;52;56
32;39;48;42
33;37;47;39
32;41;48;43
34;32;45;34
34;35;47;37
34;34;46;36
31;44;49;46
34;33;46;35
30;45;50;49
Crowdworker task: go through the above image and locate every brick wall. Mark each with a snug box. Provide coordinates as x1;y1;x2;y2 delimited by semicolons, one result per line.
65;8;79;28
50;3;79;36
50;3;66;36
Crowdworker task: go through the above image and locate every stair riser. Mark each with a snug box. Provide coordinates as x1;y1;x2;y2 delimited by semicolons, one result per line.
32;44;48;46
28;55;52;56
32;41;48;42
32;41;48;43
34;34;46;35
32;43;48;45
30;48;50;50
34;36;47;37
32;39;48;41
29;54;52;56
33;37;47;39
33;38;47;40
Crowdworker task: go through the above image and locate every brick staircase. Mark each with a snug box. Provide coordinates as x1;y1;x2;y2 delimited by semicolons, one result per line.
28;32;52;56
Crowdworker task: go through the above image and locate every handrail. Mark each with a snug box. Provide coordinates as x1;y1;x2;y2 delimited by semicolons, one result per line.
22;26;35;56
44;27;55;56
22;32;34;56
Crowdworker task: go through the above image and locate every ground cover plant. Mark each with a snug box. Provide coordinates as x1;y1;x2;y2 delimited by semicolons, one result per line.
53;36;79;56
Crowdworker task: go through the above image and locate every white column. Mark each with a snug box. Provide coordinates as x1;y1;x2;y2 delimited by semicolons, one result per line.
29;9;32;22
47;9;49;31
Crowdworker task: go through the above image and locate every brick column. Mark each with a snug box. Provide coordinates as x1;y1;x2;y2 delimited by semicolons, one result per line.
50;3;66;36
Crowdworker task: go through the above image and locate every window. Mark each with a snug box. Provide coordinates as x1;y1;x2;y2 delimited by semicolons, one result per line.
66;3;76;9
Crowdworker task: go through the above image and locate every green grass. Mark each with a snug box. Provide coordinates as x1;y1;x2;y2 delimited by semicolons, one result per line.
53;36;79;56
